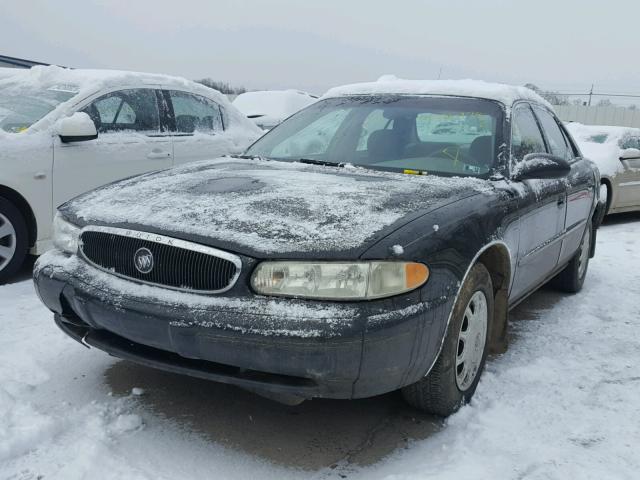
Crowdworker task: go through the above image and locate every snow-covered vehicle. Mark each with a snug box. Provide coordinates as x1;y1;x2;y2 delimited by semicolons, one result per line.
34;78;603;416
232;90;317;130
0;66;262;282
565;122;640;215
0;67;25;80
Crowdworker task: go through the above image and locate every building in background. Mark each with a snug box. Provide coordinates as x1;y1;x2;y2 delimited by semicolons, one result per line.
556;105;640;129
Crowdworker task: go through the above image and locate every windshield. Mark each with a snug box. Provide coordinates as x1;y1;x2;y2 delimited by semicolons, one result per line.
245;95;504;178
0;83;78;132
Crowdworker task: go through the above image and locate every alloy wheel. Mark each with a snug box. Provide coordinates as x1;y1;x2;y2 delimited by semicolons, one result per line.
455;290;488;391
578;226;591;279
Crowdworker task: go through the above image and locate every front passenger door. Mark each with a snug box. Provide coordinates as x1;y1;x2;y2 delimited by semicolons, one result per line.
53;88;173;208
510;103;568;301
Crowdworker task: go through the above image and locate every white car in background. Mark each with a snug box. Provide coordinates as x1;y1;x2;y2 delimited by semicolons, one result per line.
233;89;317;130
0;66;262;282
566;122;640;215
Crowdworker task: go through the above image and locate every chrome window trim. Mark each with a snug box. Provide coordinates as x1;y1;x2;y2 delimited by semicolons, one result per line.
78;225;242;294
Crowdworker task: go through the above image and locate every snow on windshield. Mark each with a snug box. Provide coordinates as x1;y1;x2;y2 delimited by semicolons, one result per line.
65;157;493;255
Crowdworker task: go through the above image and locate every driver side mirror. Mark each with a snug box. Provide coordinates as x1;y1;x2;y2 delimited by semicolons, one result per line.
619;148;640;161
57;112;98;143
512;153;571;181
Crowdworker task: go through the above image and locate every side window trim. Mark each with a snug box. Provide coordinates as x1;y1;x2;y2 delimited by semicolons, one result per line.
527;104;551;154
155;89;172;134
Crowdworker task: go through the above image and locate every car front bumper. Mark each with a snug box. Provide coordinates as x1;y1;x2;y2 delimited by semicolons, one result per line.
34;250;456;401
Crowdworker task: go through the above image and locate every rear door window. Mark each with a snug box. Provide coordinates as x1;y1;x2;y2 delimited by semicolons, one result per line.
167;91;224;134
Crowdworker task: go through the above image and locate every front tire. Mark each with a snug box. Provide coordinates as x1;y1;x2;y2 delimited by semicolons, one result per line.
551;221;592;294
402;263;493;416
0;197;28;284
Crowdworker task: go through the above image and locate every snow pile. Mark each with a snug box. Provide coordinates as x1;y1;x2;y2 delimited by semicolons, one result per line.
233;90;317;128
566;122;640;177
324;76;552;111
64;157;493;254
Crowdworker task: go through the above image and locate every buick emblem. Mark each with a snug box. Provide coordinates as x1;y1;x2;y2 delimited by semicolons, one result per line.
134;247;154;274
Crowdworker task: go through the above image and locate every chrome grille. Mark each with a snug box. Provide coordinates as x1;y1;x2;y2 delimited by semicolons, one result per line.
79;226;241;293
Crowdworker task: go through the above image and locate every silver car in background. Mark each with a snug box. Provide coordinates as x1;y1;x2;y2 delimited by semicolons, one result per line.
566;122;640;215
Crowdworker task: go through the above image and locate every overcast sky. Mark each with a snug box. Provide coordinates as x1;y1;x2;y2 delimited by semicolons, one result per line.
3;0;639;97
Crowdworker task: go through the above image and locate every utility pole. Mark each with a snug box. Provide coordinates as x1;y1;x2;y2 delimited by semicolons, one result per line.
437;66;443;80
588;83;594;106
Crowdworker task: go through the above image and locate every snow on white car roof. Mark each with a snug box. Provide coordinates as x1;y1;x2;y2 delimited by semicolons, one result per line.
233;90;317;125
323;75;552;110
0;65;261;135
0;65;218;98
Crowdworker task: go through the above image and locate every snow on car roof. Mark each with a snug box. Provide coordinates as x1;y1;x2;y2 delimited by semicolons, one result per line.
565;122;640;177
0;65;261;135
323;75;552;110
233;90;317;125
565;122;640;142
0;65;217;97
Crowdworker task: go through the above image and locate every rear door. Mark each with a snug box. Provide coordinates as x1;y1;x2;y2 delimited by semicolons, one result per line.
510;103;567;301
53;87;173;207
617;135;640;208
163;89;235;165
533;105;594;266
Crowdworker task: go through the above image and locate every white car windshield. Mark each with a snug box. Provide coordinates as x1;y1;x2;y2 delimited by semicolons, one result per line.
0;83;78;133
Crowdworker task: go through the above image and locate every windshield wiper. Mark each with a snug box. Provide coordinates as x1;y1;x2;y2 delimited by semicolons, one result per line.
297;158;345;168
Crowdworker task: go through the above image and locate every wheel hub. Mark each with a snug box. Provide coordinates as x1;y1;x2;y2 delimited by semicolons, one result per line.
0;212;17;272
455;290;488;391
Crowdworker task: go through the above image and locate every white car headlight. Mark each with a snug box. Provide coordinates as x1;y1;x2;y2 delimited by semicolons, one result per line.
52;213;81;254
251;261;429;300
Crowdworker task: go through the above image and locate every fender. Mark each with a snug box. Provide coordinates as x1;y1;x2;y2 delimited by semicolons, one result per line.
423;240;513;378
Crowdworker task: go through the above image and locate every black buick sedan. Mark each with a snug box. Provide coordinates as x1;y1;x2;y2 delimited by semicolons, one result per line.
34;80;604;416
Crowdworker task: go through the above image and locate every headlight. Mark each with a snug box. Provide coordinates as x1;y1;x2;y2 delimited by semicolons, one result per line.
251;261;429;300
52;213;80;254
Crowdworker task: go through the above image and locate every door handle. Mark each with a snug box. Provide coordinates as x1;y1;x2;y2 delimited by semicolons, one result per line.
147;150;171;159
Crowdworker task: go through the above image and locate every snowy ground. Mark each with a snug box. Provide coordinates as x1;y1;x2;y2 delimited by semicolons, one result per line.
1;213;639;480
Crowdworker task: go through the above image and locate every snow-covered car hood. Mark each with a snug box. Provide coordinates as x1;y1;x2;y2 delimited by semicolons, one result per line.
60;157;494;258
